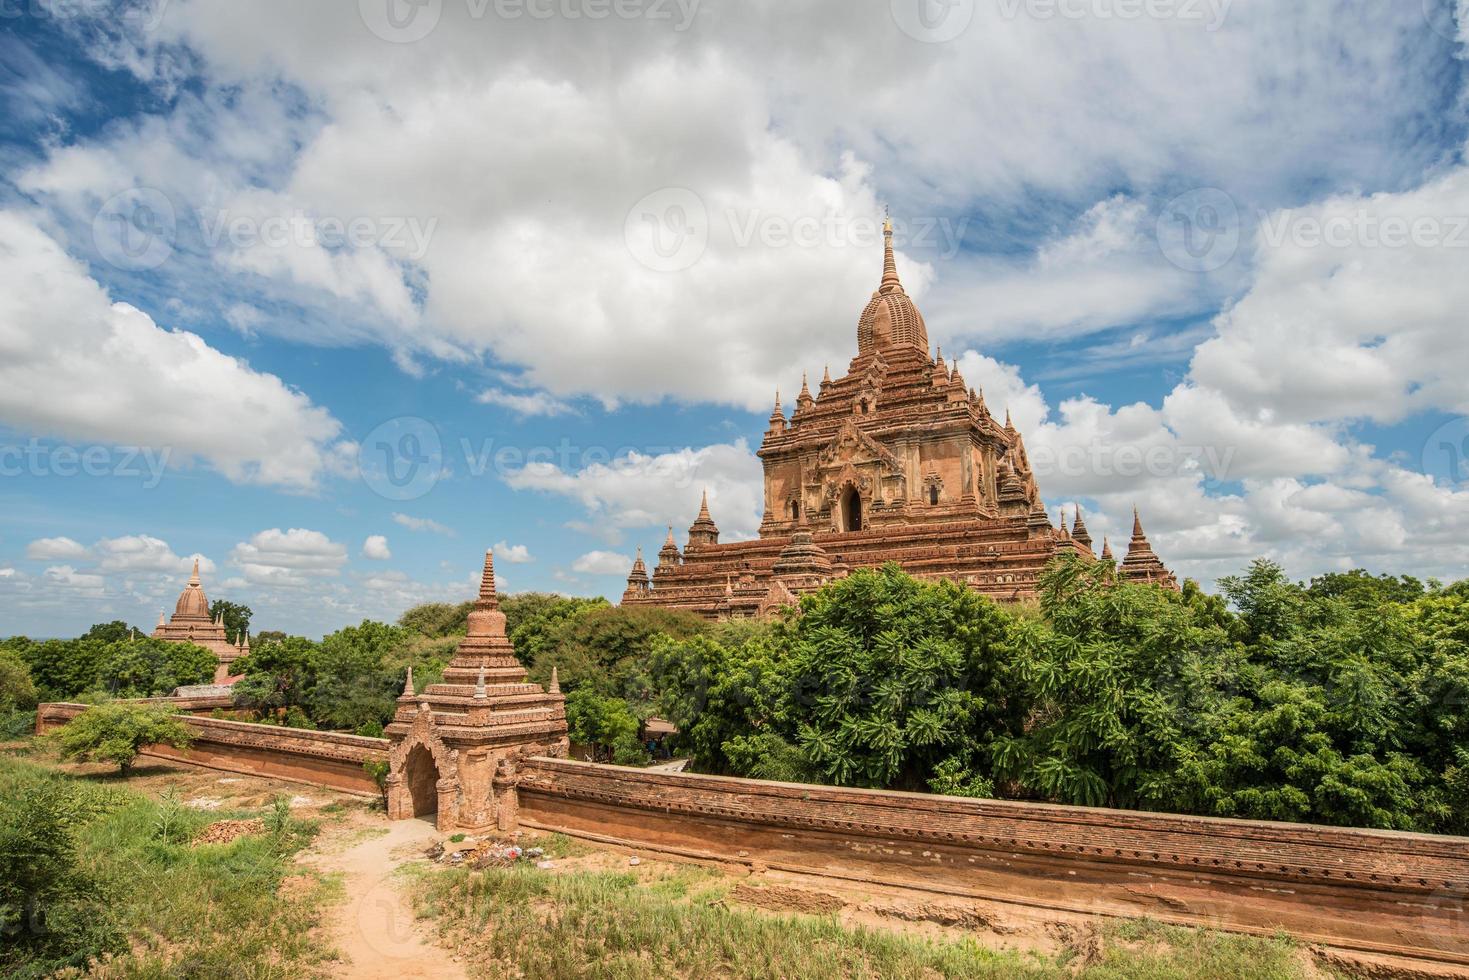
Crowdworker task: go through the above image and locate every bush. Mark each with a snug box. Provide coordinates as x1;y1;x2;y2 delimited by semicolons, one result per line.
54;703;194;775
0;649;37;711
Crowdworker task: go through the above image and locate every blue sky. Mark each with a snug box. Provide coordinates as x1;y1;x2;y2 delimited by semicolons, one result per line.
1;0;1467;637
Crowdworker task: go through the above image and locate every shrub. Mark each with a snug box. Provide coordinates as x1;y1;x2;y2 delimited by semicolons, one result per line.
54;703;194;775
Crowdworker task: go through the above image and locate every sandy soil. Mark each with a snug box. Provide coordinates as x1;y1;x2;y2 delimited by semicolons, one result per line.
304;816;468;980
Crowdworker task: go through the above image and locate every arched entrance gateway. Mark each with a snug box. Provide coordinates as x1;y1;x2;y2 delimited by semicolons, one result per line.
385;550;569;832
840;486;862;532
403;744;439;818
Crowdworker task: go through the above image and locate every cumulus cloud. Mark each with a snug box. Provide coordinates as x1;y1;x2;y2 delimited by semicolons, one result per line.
493;541;534;564
230;528;347;587
25;537;88;560
503;439;763;545
93;535;212;574
572;550;634;576
0;212;349;491
361;534;392;560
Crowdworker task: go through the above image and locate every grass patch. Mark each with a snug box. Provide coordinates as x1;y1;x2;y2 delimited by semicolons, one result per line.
412;861;1336;980
0;755;334;978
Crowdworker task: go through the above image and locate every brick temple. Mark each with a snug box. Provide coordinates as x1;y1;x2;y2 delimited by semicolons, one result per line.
623;220;1177;618
153;558;249;683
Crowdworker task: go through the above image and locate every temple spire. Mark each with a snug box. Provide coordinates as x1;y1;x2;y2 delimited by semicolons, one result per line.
188;557;200;586
822;364;831;385
549;666;561;694
478;549;498;607
1071;506;1093;550
1101;537;1113;561
689;489;720;547
474;664;487;700
880;215;902;294
401;664;415;699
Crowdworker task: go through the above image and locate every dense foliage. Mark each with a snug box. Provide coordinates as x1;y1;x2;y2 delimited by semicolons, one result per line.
648;559;1469;834
0;630;215;702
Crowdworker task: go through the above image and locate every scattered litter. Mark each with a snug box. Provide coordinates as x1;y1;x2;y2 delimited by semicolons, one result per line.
537;860;555;870
185;797;223;810
629;856;641;867
431;840;555;869
193;818;264;846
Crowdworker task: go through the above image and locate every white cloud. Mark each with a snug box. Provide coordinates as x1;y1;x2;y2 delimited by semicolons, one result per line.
572;550;634;576
391;512;456;536
230;528;347;587
493;540;533;564
94;535;212;575
478;388;574;417
43;565;105;592
25;537;88;561
0;212;349;491
361;534;392;560
503;439;763;545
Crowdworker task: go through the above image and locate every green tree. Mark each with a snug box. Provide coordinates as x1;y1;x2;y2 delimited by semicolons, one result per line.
992;556;1234;810
532;605;706;701
231;635;319;720
17;638;107;702
565;688;647;766
0;649;37;710
502;593;608;667
82;621;138;645
308;621;408;731
208;600;253;644
398;601;472;639
54;703;194;775
95;638;216;698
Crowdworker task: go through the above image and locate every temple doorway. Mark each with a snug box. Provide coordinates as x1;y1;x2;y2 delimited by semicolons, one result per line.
841;487;862;532
404;744;439;818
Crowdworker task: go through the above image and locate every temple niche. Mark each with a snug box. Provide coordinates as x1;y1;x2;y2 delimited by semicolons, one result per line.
623;219;1179;619
152;558;249;684
385;550;568;832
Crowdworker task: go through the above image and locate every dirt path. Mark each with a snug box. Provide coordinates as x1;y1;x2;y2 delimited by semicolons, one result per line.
311;817;467;980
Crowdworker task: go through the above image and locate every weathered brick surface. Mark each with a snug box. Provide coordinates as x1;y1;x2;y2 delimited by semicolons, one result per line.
36;702;388;795
518;757;1469;967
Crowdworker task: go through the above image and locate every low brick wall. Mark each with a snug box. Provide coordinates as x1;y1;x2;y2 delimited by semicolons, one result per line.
36;702;388;796
518;757;1469;967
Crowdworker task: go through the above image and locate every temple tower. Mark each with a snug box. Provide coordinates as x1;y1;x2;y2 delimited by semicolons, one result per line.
385;549;568;831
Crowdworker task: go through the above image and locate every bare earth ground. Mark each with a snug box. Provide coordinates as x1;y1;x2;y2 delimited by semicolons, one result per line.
12;748;1462;978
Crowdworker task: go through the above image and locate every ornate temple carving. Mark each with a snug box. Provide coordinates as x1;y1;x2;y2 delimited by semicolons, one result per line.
623;219;1179;617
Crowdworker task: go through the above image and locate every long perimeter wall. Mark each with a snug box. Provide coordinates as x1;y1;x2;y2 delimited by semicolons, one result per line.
517;757;1469;969
36;702;387;796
